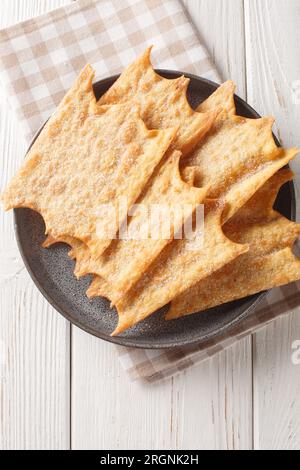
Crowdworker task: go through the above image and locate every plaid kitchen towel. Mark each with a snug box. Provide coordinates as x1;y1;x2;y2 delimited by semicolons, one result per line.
0;0;220;141
0;0;299;382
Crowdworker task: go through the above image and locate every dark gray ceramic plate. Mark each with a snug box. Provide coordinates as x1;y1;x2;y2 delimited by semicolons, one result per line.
14;71;296;349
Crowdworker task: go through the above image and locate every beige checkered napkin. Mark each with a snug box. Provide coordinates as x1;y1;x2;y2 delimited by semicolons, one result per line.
0;0;220;142
0;0;299;382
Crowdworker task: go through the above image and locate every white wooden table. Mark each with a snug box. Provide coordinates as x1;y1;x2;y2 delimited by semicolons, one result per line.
1;0;300;450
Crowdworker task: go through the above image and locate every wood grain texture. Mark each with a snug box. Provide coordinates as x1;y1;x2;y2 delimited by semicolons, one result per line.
2;0;300;451
0;0;71;450
182;0;247;98
253;315;300;450
245;0;300;450
71;0;252;451
71;328;252;450
0;0;72;26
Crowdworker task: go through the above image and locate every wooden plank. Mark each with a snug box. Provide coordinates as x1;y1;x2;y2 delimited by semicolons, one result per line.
253;315;300;450
182;0;247;97
71;328;252;450
71;0;253;450
245;0;300;450
172;341;253;450
0;0;72;26
0;0;71;450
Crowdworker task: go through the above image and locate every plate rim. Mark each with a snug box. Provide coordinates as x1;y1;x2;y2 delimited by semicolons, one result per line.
13;70;296;349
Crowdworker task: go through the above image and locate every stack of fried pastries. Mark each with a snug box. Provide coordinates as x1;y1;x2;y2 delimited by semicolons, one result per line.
2;47;300;336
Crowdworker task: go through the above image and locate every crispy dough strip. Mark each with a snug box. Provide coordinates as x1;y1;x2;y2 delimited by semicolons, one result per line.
87;83;298;332
43;48;220;288
2;65;177;258
79;151;208;301
167;170;300;319
181;166;199;185
86;276;114;302
44;151;209;303
98;46;220;156
196;80;236;116
189;147;299;222
43;79;231;269
183;113;298;222
87;200;248;335
185;80;299;222
82;80;297;300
